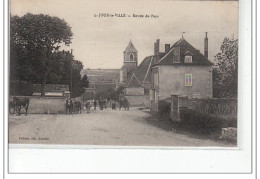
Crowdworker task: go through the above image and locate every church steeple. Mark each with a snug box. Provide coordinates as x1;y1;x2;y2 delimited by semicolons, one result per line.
123;40;138;63
124;40;137;53
124;40;138;63
121;40;138;83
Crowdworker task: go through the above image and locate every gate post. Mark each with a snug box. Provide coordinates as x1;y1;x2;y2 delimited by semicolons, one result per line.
171;94;180;121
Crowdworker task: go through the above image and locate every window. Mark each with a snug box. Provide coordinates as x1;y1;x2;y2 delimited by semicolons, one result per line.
184;56;192;63
185;74;192;86
130;54;134;61
154;73;159;87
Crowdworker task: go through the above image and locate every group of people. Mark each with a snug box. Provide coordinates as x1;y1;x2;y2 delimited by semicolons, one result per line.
65;99;81;114
111;100;117;110
111;98;130;111
92;99;107;110
84;98;107;113
66;97;130;114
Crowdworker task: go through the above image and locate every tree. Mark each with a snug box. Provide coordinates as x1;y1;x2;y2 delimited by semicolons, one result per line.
70;60;84;98
213;37;238;98
95;86;124;101
10;13;73;96
81;74;89;88
48;50;88;98
51;51;87;98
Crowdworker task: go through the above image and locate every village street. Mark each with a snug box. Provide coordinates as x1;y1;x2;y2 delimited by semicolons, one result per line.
9;107;232;147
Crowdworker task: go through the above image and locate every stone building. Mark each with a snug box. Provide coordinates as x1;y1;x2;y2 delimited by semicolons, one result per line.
120;40;138;83
150;33;213;111
80;41;138;98
80;68;120;95
123;39;167;107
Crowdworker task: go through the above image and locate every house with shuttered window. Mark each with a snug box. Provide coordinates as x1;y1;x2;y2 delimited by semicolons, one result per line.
150;33;213;111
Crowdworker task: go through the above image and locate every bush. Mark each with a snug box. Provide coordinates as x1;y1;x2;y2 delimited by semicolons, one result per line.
158;99;171;118
180;108;224;135
227;119;237;128
9;81;34;96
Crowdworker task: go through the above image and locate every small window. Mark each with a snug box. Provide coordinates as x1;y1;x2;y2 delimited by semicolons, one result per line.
185;74;192;86
184;56;192;63
130;54;134;61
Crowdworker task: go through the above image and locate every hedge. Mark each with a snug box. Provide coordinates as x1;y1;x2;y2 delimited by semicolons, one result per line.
9;81;34;96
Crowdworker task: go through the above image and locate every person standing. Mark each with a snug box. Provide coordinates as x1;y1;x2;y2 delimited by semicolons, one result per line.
99;99;103;110
85;101;91;113
111;100;114;110
69;100;73;114
104;99;107;109
93;100;97;110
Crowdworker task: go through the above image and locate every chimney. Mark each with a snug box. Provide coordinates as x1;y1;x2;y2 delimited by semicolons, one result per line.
153;39;160;62
165;44;170;53
154;42;157;56
156;39;160;58
204;32;208;58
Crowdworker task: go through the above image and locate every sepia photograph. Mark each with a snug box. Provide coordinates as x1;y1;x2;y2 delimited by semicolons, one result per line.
8;0;239;148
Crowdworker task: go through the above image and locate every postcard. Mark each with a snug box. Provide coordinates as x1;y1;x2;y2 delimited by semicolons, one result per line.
6;0;251;174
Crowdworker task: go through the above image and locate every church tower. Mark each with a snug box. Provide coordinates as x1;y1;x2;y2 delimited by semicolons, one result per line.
120;40;138;83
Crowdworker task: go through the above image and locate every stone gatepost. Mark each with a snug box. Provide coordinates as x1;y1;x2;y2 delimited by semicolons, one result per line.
171;94;180;122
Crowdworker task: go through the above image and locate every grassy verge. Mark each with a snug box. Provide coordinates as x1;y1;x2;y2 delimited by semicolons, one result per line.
141;108;236;145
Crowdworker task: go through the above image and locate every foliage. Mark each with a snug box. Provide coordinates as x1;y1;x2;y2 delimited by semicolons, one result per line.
10;13;73;96
82;90;94;101
213;37;238;98
115;86;125;100
81;74;89;88
70;60;85;98
95;88;114;100
10;14;89;98
77;74;90;99
9;81;34;96
180;108;224;135
94;86;124;101
158;99;171;118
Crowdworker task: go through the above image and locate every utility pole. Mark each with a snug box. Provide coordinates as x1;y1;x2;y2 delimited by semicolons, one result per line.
70;49;73;98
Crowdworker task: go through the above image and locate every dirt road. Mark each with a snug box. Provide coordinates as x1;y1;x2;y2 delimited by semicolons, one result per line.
9;108;233;146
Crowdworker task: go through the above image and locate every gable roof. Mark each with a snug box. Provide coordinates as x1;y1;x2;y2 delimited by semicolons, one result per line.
80;69;120;83
155;38;213;66
133;56;154;84
137;53;166;83
126;73;143;88
125;53;166;88
124;40;137;53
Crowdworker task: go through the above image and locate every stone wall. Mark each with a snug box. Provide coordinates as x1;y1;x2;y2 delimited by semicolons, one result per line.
220;127;237;143
125;87;144;96
11;96;67;114
171;95;237;121
29;96;66;114
125;95;150;107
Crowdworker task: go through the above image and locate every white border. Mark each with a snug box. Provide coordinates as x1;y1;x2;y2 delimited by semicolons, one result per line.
3;0;256;177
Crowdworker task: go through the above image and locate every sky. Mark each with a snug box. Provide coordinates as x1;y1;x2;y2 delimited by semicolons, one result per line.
11;0;239;69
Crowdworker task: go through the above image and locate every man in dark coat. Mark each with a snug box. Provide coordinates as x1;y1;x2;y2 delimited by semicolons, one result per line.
93;100;97;110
